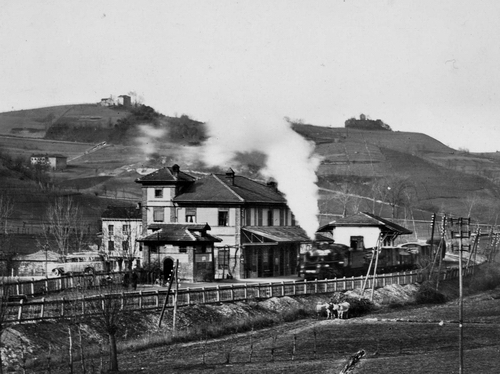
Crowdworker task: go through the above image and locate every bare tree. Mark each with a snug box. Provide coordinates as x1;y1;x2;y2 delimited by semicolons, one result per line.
0;281;15;374
0;195;13;270
380;176;416;218
84;285;130;372
464;193;480;218
331;182;363;218
0;194;13;234
41;197;90;256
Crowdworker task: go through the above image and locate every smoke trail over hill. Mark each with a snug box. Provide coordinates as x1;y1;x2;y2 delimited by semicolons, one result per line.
202;113;322;239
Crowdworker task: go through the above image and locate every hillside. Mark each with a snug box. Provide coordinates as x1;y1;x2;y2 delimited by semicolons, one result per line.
1;104;500;240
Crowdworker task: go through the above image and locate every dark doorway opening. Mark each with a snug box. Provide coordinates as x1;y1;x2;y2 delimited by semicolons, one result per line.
163;258;174;282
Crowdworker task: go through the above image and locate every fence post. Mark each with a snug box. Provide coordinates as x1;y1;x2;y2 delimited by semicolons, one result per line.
269;283;273;298
281;281;285;296
40;298;45;319
31;279;35;295
17;299;24;322
244;284;248;300
257;284;261;298
186;288;191;305
61;297;65;317
351;276;355;290
303;279;307;294
314;279;318;294
231;285;235;301
216;286;220;302
16;280;20;296
293;281;296;296
139;291;143;309
45;279;49;294
343;276;346;290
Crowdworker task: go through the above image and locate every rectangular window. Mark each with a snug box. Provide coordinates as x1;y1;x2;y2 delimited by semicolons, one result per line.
153;207;165;222
246;208;252;226
350;236;364;250
108;240;114;252
179;246;187;253
185;208;196;223
122;224;130;235
291;213;296;226
267;209;274;226
154;188;163;198
218;209;229;226
257;208;263;226
218;249;230;269
108;224;114;236
279;209;285;226
122;241;129;252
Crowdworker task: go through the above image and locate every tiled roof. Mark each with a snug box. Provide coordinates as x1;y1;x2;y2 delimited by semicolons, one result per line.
101;206;142;219
318;212;412;235
174;174;287;205
135;165;196;184
139;223;221;243
242;226;312;243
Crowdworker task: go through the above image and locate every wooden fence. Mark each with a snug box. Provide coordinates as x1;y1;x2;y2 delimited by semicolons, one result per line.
1;265;478;324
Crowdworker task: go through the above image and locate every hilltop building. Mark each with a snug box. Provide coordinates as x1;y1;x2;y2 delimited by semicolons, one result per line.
117;95;132;107
133;164;312;282
30;154;67;170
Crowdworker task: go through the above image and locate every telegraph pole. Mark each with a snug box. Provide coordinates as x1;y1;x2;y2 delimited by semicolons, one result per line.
450;217;471;374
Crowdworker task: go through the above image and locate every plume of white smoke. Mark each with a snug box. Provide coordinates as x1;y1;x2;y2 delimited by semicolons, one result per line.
137;124;167;156
202;112;322;239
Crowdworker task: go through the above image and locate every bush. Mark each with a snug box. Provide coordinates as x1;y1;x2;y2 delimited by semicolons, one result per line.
415;282;446;304
468;263;500;292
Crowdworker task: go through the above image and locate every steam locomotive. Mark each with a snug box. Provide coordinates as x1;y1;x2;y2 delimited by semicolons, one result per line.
298;240;445;280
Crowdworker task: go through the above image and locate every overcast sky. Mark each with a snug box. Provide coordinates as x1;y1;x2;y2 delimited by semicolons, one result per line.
1;0;499;152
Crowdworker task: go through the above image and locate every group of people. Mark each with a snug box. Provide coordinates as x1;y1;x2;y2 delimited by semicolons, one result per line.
122;271;139;290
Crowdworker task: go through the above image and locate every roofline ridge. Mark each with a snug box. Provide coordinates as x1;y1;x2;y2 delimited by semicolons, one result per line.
212;174;245;202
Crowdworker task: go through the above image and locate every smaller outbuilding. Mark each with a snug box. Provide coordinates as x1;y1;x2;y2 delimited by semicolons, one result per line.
317;212;413;249
30;154;67;170
137;223;222;282
11;249;61;276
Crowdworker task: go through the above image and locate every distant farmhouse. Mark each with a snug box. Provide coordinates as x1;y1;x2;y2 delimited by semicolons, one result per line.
30;154;67;170
100;94;132;107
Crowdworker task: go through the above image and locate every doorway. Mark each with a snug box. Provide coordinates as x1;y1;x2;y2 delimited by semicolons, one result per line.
163;258;174;282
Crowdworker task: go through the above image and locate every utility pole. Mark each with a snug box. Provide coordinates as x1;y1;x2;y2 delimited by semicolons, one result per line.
435;216;447;291
450;217;471;374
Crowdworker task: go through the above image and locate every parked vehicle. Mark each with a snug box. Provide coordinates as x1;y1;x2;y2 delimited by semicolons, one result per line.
48;251;107;276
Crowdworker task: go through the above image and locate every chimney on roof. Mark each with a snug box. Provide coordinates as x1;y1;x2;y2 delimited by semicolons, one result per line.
172;164;180;178
267;180;278;191
225;168;235;185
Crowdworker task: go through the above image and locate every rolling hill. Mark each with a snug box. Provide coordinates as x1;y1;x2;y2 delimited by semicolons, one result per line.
1;104;500;246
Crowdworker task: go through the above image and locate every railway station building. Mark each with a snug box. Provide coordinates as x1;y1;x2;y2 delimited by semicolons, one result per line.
134;164;312;281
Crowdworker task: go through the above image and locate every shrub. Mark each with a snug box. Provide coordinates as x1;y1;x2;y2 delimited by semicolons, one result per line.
415;282;446;304
467;263;500;292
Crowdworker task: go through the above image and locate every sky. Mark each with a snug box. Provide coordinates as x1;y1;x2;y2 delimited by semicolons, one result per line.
1;0;500;153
